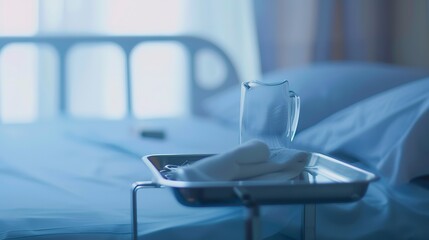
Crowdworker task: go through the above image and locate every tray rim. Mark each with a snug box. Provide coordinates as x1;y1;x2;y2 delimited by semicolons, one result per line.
142;152;379;188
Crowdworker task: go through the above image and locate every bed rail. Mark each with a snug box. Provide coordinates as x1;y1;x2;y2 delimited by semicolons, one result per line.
0;35;239;117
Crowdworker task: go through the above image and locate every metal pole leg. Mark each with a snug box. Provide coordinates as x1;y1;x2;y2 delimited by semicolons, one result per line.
302;204;316;240
131;181;160;240
245;203;261;240
234;187;261;240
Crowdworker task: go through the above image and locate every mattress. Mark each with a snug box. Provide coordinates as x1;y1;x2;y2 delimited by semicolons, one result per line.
0;117;296;240
1;117;429;239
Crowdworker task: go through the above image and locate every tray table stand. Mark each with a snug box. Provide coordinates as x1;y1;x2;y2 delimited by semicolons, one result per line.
131;181;316;240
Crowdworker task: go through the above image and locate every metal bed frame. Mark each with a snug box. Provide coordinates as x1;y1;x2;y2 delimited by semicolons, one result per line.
0;35;239;117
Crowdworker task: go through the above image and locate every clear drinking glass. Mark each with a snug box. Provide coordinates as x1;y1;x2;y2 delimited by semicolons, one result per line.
240;80;300;149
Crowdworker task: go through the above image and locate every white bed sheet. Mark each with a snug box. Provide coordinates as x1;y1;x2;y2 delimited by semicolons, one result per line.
0;117;297;240
1;117;429;239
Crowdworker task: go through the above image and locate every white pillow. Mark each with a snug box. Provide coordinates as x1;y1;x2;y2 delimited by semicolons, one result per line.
292;77;429;185
202;62;429;132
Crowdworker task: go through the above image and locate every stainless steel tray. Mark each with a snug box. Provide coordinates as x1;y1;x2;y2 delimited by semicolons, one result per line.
142;152;378;207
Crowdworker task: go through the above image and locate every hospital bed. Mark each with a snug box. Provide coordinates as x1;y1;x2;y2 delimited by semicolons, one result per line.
1;36;429;240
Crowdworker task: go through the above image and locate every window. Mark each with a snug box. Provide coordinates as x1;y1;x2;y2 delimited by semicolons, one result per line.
0;0;259;123
0;0;39;123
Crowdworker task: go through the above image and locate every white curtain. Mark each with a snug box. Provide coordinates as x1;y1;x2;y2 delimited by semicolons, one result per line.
182;0;260;83
253;0;429;73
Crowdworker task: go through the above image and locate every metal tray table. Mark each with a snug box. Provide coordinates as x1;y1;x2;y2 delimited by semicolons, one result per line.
132;152;377;240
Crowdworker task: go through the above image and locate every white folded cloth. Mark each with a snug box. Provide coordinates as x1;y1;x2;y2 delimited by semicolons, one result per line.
174;140;309;181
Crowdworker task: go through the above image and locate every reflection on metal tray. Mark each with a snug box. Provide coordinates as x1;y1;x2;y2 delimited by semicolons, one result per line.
142;152;378;207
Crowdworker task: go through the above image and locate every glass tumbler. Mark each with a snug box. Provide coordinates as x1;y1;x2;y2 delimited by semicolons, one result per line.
240;80;300;149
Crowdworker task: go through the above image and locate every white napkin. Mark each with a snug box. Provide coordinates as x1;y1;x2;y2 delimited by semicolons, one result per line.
174;140;309;181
